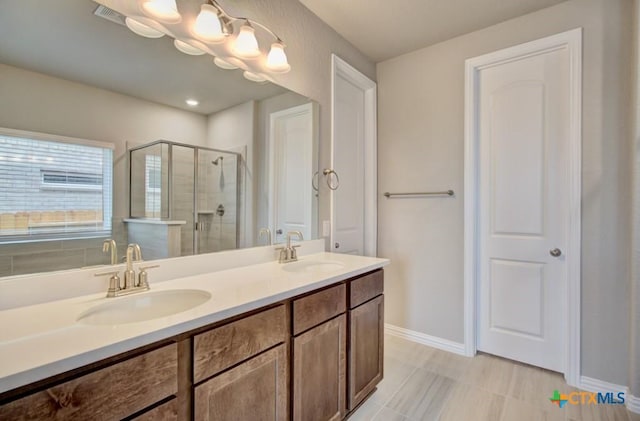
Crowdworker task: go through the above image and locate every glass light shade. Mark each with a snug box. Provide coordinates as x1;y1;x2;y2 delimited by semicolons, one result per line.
266;42;290;73
125;17;165;38
174;39;205;55
192;4;225;43
243;71;266;83
142;0;181;24
233;23;260;59
214;57;238;70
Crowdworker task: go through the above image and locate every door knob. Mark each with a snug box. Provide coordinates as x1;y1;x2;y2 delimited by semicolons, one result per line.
550;248;562;257
335;242;340;249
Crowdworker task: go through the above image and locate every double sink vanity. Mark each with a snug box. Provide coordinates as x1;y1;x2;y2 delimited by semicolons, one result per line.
0;240;388;420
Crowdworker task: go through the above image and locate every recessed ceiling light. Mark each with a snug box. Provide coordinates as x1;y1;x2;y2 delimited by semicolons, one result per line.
186;99;199;107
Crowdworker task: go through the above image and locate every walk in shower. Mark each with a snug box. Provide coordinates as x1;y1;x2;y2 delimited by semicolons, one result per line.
128;140;240;258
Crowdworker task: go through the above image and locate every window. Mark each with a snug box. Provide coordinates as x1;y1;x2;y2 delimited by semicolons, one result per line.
144;154;161;216
0;129;113;242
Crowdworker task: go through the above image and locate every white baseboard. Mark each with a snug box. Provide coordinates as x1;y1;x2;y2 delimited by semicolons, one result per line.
627;394;640;414
579;376;628;394
578;376;640;414
384;323;466;356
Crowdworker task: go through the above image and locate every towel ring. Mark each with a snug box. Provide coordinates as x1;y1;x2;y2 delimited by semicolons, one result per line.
323;168;340;190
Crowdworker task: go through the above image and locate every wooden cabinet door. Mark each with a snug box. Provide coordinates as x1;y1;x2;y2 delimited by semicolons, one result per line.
0;344;177;421
349;295;384;410
293;315;346;421
194;344;288;421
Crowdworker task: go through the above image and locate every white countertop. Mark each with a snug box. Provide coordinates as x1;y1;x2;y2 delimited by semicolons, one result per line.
0;252;389;394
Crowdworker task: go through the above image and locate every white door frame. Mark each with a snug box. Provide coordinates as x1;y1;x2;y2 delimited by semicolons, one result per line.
267;102;317;242
463;28;582;386
330;54;378;256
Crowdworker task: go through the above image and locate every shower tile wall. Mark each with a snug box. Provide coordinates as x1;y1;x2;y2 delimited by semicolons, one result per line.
197;154;237;253
171;146;195;256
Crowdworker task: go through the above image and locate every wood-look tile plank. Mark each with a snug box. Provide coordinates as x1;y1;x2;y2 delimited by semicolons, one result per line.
507;362;567;408
385;335;433;368
346;397;382;421
628;410;640;421
386;367;455;420
459;352;515;396
438;383;505;421
368;355;417;406
419;347;472;381
500;397;566;421
373;406;410;420
565;400;632;421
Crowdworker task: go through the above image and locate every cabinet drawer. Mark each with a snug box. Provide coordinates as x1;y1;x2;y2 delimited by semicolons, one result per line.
132;398;178;421
0;344;177;421
194;305;287;383
293;284;346;335
350;270;383;308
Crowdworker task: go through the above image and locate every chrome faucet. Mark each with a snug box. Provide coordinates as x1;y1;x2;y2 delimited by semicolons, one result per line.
258;228;272;246
124;244;142;289
277;231;303;263
102;239;118;265
95;243;157;297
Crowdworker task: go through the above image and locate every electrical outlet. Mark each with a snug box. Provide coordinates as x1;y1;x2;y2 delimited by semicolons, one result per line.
322;220;331;237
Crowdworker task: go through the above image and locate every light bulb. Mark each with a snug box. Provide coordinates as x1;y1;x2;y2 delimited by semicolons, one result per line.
192;4;225;43
233;22;260;59
266;42;290;73
214;57;238;70
141;0;181;24
174;39;205;55
186;99;199;107
243;71;266;83
125;17;165;38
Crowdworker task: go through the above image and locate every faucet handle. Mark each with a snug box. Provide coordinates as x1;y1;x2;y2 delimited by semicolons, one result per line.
137;265;159;289
95;270;121;297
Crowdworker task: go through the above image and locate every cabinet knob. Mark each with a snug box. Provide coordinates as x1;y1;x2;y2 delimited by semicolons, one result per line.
550;248;562;257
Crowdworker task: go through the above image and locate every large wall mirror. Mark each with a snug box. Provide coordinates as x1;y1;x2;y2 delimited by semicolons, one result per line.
0;0;319;277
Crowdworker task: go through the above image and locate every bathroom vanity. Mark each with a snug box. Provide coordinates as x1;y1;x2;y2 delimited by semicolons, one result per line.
0;248;387;420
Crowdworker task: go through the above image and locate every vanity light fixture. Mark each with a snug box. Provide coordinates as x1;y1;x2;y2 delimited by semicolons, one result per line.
125;17;165;38
243;71;266;83
266;41;291;73
129;0;290;78
141;0;181;24
233;21;260;59
174;39;205;55
192;4;227;43
213;57;238;70
185;99;199;107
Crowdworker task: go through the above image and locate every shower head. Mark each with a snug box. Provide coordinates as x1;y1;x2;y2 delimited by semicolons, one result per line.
212;156;224;165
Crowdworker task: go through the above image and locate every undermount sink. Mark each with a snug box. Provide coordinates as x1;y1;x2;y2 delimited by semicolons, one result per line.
77;289;211;326
282;260;345;273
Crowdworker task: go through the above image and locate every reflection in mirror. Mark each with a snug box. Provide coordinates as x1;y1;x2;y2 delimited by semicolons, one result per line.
0;0;319;277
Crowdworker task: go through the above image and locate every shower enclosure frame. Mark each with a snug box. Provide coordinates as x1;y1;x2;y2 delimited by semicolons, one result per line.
128;139;242;254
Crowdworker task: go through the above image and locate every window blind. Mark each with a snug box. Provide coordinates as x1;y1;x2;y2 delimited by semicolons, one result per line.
0;132;113;242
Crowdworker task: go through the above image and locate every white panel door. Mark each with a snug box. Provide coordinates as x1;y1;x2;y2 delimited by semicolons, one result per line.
269;103;314;243
332;73;365;255
477;45;570;372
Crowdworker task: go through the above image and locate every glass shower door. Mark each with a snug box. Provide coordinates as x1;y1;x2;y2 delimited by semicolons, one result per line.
196;149;238;254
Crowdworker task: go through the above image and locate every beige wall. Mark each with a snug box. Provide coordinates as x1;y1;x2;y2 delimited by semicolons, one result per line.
377;0;634;385
631;0;640;400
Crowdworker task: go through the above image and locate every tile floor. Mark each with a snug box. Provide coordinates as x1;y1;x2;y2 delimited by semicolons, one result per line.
349;334;640;421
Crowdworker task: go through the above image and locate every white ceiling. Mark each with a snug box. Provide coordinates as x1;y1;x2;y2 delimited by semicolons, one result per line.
0;0;287;115
299;0;568;62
